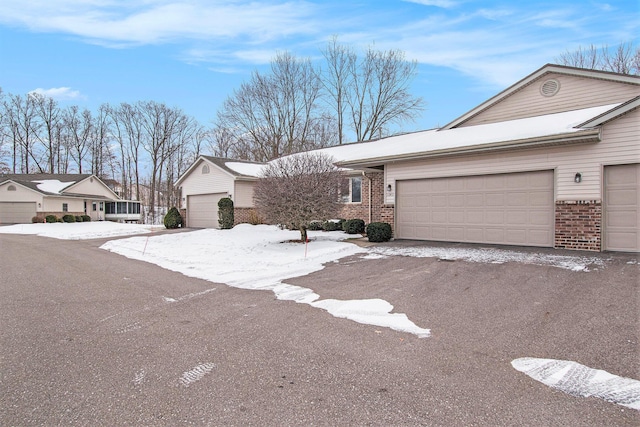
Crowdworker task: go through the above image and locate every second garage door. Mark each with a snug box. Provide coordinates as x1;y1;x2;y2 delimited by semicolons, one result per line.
187;193;226;228
604;163;639;252
396;170;554;247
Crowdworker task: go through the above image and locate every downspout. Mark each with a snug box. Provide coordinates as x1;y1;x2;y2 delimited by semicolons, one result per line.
362;171;372;224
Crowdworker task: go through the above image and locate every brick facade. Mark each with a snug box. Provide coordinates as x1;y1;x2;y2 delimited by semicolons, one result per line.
338;171;388;224
234;207;264;226
554;201;602;251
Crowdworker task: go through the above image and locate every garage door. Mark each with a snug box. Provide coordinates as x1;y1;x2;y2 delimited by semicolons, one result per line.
187;193;225;228
604;164;639;252
396;170;554;247
0;202;37;224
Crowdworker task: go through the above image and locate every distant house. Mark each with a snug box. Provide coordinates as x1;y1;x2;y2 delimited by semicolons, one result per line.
178;64;640;252
0;174;141;223
175;156;266;228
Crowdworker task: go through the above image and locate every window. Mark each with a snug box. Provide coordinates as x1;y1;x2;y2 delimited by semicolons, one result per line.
202;164;210;174
93;202;97;212
62;203;68;212
341;177;362;203
99;202;104;212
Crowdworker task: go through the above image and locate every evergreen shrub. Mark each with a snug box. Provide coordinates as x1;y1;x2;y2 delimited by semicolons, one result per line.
366;222;393;242
218;197;234;229
75;215;83;222
45;215;57;223
322;220;341;231
308;221;323;231
164;206;183;229
62;214;76;223
81;215;91;222
343;218;365;234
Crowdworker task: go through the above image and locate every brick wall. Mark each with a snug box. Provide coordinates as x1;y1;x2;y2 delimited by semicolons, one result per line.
234;207;264;226
555;201;602;251
338;171;387;223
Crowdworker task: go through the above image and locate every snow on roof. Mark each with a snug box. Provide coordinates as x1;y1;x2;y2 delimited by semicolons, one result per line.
33;179;75;194
309;103;619;165
225;161;265;178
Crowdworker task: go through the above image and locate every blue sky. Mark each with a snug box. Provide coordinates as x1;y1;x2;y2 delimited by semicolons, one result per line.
0;0;638;134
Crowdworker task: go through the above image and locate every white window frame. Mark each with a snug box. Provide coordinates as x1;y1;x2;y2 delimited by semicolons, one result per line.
342;177;362;204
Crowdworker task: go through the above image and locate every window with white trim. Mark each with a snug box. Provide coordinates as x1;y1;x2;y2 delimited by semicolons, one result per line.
62;203;68;212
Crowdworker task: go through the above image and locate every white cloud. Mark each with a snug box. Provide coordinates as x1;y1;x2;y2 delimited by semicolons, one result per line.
30;87;84;101
403;0;458;8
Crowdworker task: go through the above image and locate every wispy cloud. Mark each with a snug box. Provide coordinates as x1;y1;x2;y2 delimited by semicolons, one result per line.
403;0;458;8
30;87;84;101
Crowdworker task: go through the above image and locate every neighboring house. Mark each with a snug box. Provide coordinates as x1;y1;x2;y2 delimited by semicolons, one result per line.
179;64;639;252
175;156;266;228
0;174;141;223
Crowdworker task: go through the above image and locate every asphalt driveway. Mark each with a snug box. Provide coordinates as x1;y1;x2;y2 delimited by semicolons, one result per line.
0;233;638;426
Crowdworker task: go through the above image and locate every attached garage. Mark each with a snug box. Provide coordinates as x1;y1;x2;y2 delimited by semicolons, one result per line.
187;193;225;228
604;164;639;252
0;202;37;224
396;170;555;247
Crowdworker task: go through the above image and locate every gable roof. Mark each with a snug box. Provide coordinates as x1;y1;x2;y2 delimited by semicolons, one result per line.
335;102;627;168
0;173;119;199
175;156;266;186
443;64;640;130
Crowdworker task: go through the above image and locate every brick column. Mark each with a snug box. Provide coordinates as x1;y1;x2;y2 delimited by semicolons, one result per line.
554;201;602;251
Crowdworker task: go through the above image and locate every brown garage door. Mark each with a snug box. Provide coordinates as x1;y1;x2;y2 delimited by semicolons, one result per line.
604;164;639;252
0;202;37;224
187;193;225;228
396;170;554;247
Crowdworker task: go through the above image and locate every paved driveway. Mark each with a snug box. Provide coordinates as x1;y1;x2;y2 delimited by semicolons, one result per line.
0;233;638;426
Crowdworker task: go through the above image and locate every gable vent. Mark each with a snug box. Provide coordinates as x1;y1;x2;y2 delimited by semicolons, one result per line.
540;79;560;97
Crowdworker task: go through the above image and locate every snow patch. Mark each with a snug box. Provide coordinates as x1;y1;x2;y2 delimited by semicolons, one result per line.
512;357;640;410
0;222;161;240
179;362;215;387
371;246;606;271
33;179;74;194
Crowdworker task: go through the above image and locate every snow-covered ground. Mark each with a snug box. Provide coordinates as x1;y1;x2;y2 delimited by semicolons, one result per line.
2;221;638;410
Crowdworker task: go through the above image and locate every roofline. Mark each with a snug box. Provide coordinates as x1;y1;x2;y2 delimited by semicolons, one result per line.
576;95;640;128
442;64;640;130
336;129;601;168
0;179;44;196
176;155;265;186
64;174;120;199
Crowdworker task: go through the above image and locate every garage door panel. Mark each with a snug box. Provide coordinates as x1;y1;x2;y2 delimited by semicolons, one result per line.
396;170;554;247
605;164;639;252
187;193;224;228
0;202;37;224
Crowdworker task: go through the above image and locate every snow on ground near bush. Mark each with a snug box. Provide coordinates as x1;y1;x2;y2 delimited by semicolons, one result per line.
99;224;431;338
512;358;640;410
0;221;161;240
366;245;607;272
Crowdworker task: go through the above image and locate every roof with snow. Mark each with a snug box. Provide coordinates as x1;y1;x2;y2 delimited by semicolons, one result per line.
0;173;90;195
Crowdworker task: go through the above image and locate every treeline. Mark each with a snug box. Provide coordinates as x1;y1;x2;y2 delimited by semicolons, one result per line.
0;39;426;222
0;93;208;221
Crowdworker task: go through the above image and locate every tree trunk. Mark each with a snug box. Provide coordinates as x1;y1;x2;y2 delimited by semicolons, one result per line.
299;226;308;243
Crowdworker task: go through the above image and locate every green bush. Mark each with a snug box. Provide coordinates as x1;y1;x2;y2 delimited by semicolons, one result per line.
322;220;341;231
45;215;58;223
62;214;76;223
75;215;83;222
308;221;323;231
31;216;39;223
218;197;234;229
164;206;183;229
343;218;365;234
81;215;91;222
366;222;393;242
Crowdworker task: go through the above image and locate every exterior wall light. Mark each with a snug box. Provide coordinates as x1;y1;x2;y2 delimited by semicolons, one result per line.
574;173;582;183
387;184;392;192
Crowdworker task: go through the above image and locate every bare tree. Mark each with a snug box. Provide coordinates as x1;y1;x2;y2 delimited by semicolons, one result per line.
320;36;356;144
216;52;326;162
63;106;93;174
556;41;639;75
4;93;43;173
321;39;424;142
31;92;62;173
254;152;344;241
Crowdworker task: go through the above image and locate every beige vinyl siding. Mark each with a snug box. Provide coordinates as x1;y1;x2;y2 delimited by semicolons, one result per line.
179;160;234;210
460;73;640;127
233;180;256;208
386;109;640;205
67;177;116;199
42;197;84;213
0;182;43;206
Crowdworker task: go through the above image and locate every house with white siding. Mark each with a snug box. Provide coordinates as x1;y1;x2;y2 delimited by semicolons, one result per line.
177;64;640;252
